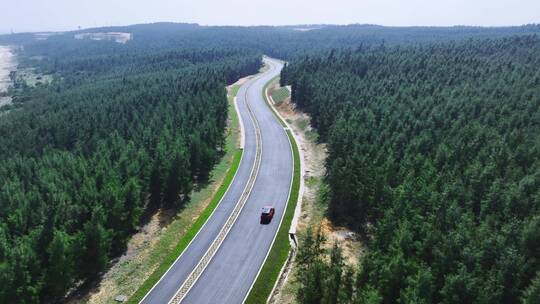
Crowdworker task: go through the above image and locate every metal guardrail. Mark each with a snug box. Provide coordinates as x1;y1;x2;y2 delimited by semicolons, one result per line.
167;75;265;304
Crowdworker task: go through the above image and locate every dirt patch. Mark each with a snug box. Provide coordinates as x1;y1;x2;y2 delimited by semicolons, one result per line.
16;68;52;87
319;219;363;267
268;80;363;304
74;32;132;44
0;97;10;107
0;45;16;107
232;75;250;87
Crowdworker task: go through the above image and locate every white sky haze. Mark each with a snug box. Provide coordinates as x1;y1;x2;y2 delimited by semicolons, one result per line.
0;0;539;33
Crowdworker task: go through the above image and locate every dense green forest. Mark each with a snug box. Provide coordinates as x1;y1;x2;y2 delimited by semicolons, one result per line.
1;23;540;303
3;23;540;62
282;36;540;303
0;34;261;302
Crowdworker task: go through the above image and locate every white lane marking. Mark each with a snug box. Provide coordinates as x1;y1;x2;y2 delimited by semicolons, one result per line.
167;63;275;304
234;96;246;149
241;58;300;304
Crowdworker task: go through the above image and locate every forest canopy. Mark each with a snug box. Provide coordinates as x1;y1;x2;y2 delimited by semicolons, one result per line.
1;22;540;303
282;35;540;303
0;32;260;303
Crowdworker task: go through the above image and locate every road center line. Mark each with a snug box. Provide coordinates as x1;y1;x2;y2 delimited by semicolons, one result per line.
167;66;271;304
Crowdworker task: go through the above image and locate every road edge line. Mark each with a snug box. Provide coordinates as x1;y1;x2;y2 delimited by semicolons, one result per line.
243;58;303;304
264;78;304;238
242;59;293;304
167;64;272;304
234;96;245;149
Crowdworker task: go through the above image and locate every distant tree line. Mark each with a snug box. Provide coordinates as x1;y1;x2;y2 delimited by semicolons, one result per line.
3;23;540;64
282;36;540;303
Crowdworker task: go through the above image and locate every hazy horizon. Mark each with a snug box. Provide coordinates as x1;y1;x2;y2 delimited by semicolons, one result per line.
2;22;540;35
1;0;539;34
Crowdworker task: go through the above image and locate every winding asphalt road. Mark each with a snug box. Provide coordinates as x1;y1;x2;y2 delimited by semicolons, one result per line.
140;58;292;304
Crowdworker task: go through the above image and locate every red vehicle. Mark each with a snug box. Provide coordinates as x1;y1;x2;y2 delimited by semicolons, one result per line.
260;206;275;224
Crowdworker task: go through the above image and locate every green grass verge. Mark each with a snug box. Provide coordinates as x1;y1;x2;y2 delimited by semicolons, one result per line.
245;74;301;304
271;87;290;103
229;84;241;98
262;76;286;128
127;86;243;304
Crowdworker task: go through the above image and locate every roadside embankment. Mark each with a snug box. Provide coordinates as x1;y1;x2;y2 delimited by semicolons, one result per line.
264;74;363;304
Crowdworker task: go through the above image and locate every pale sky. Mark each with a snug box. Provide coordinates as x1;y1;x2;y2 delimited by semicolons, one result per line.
0;0;539;33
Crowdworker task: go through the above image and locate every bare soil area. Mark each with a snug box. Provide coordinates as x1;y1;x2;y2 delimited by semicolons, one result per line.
0;45;16;107
74;32;132;44
17;68;53;87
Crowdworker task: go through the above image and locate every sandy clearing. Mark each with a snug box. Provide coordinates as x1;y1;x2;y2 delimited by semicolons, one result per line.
0;45;16;107
74;32;132;44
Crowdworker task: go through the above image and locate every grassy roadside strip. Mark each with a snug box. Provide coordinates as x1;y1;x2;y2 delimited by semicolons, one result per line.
127;85;243;304
271;87;290;103
245;72;301;304
262;75;285;127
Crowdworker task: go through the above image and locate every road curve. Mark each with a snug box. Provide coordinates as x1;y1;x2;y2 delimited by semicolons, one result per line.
140;58;290;304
